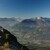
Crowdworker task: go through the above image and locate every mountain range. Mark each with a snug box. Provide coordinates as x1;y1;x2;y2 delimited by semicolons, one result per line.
1;17;50;49
9;17;50;49
0;18;21;29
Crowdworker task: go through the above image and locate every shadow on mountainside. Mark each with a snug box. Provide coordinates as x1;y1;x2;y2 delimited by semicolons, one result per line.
0;26;29;50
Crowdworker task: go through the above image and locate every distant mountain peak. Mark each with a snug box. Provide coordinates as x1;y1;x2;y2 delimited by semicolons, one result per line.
36;17;43;20
37;17;41;19
21;19;37;24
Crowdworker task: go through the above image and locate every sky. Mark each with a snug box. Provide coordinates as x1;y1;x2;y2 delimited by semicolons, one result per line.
0;0;50;18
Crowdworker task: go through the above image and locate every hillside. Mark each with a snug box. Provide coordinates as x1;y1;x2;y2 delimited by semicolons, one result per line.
9;17;50;49
1;17;50;49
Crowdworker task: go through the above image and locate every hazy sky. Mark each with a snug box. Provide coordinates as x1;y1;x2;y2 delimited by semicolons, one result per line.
0;0;50;18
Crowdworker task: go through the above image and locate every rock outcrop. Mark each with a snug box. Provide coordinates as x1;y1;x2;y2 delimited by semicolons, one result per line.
0;26;29;50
